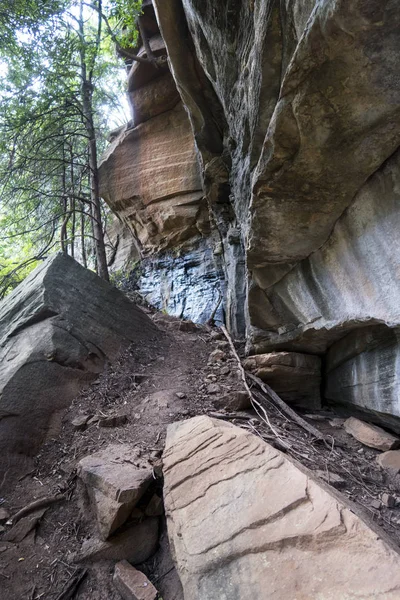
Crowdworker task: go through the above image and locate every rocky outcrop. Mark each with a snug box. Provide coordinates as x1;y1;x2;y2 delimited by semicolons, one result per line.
100;103;206;254
164;415;400;599
151;0;400;424
139;238;224;324
99;1;223;323
243;351;321;408
99;1;400;425
0;253;156;457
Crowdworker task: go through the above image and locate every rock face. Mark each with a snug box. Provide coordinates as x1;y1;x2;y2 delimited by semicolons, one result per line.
150;0;400;425
164;416;400;600
0;253;156;457
99;1;400;425
243;351;321;409
99;1;222;324
138;238;224;324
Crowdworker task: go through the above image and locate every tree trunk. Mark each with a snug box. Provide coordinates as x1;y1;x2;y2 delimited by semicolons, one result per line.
79;0;109;281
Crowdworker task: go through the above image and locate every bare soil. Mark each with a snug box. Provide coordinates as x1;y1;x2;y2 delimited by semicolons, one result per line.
1;309;400;599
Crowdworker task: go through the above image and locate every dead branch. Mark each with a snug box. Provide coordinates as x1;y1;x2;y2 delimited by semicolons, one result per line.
11;494;66;525
220;326;290;447
246;372;329;446
54;568;87;600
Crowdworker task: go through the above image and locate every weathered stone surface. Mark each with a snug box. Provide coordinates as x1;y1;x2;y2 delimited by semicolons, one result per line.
138;239;223;325
130;72;180;126
99;103;205;254
113;561;157;600
106;217;139;274
243;351;321;409
250;150;400;355
324;325;400;432
152;0;400;424
78;444;152;539
0;254;156;458
344;418;400;452
377;451;400;474
78;518;158;564
163;416;400;600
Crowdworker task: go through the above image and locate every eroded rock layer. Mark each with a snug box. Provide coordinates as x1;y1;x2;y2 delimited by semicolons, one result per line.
164;416;400;600
151;0;400;423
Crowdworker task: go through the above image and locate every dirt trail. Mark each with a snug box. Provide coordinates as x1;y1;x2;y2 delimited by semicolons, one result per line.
1;310;400;599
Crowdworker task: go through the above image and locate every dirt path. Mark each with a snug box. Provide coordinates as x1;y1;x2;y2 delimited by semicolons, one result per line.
1;310;400;599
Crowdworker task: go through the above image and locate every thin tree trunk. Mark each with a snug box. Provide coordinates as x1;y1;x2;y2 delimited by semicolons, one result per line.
79;0;109;281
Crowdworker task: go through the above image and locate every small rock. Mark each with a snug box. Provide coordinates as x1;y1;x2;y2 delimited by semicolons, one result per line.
145;494;164;517
215;341;229;350
215;391;251;411
77;519;158;564
370;499;381;510
78;444;152;539
0;508;10;524
3;508;47;543
210;330;224;340
220;366;230;376
209;349;225;363
377;450;400;474
381;493;396;508
207;383;221;395
176;392;186;399
71;414;91;430
178;320;198;333
329;418;346;428
343;417;400;451
98;414;128;428
113;560;157;600
315;470;346;489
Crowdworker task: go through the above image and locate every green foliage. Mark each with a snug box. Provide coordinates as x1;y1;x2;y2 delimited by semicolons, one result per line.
0;0;139;295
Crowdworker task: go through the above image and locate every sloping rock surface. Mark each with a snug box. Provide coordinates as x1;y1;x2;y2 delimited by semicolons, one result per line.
0;253;156;456
163;416;400;600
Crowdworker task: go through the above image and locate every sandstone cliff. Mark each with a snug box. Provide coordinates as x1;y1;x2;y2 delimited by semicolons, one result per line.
100;1;400;427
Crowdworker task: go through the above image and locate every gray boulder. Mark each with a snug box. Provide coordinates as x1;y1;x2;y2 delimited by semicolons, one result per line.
0;253;157;457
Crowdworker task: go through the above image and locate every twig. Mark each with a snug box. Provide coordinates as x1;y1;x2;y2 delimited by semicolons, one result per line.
246;371;329;447
220;326;290;448
10;494;66;525
54;568;87;600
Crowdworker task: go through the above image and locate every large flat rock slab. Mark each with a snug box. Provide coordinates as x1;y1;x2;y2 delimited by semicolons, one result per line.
0;253;157;458
163;416;400;600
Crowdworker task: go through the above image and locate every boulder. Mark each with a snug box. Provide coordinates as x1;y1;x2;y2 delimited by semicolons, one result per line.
163;416;400;600
78;444;153;539
0;254;157;458
343;417;400;451
78;518;159;564
113;561;158;600
377;450;400;474
243;352;321;408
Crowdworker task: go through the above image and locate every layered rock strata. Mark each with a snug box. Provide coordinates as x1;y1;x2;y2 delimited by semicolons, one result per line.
164;416;400;600
152;0;400;423
99;1;222;324
243;351;321;409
